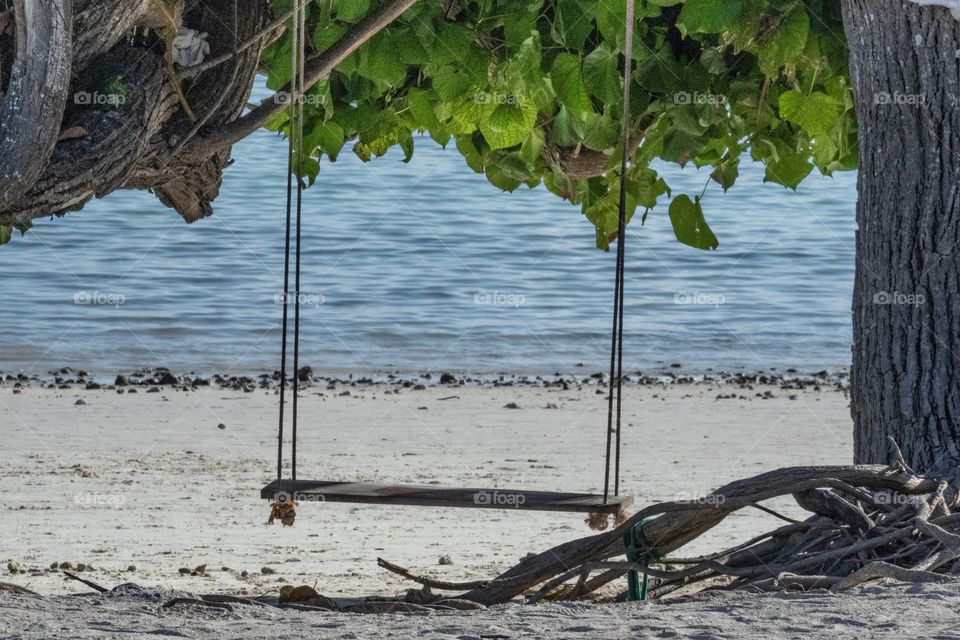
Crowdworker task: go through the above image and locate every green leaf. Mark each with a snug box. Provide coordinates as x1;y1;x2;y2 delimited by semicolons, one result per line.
336;0;370;23
551;106;584;147
778;90;840;137
313;21;347;55
679;0;741;33
519;128;545;166
550;1;594;51
710;156;740;191
756;8;810;77
455;134;485;173
550;53;593;117
582;45;621;105
432;67;471;102
582;111;618;151
312;120;345;161
631;167;671;208
764;147;814;189
480;99;537;150
668;195;718;250
407;88;441;131
358;31;406;86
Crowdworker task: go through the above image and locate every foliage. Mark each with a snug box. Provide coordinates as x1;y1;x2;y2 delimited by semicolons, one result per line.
265;0;852;249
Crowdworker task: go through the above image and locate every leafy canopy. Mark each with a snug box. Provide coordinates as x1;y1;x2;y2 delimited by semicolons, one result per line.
1;0;854;248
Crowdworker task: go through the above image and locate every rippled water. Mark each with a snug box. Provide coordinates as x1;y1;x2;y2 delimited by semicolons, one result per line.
0;94;857;377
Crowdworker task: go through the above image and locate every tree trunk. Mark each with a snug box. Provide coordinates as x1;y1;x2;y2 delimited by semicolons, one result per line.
843;1;960;473
0;0;72;205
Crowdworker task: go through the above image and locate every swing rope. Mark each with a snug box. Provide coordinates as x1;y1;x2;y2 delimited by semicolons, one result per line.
602;0;635;504
277;1;306;483
270;1;636;524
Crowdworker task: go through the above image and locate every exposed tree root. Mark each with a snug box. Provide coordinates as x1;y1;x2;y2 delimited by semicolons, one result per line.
378;462;960;605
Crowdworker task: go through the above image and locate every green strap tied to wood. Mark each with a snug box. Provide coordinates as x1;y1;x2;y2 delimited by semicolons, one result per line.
624;518;665;601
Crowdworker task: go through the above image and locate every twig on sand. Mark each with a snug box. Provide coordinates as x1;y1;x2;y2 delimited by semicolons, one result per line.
0;582;39;595
61;571;108;593
161;597;234;612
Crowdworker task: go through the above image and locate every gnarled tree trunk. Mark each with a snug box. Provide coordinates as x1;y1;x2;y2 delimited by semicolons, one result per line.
0;0;419;225
843;1;960;474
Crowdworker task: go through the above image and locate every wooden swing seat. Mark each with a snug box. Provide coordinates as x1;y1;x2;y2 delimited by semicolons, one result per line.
261;479;632;514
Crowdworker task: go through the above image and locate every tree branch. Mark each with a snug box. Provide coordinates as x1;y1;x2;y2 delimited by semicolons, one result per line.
188;0;419;153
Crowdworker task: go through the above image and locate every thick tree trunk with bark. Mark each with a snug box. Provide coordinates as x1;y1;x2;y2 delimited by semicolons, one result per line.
843;1;960;474
0;0;418;225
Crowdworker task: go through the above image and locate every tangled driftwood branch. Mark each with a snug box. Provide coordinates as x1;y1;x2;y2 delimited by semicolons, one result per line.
377;461;960;605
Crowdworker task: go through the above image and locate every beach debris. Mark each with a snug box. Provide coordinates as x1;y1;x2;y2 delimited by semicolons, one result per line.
297;366;313;382
58;562;72;570
162;597;232;612
260;567;276;575
375;443;960;606
438;555;453;565
503;402;521;409
278;584;327;605
545;402;559;409
266;499;296;527
0;581;39;595
61;570;107;593
438;395;460;401
74;399;87;405
440;372;457;384
178;567;192;575
6;561;22;574
155;371;178;385
126;565;136;572
194;564;207;576
216;422;226;430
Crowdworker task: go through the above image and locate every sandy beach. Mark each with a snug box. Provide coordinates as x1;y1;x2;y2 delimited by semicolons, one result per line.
1;375;852;597
5;373;926;638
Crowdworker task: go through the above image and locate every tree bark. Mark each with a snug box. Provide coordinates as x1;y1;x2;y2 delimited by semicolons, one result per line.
0;0;72;206
843;1;960;474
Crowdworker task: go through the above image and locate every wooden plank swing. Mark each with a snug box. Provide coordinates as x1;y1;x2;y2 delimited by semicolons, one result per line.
262;3;635;519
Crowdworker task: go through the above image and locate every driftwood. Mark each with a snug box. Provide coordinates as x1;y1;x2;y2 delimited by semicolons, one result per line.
61;570;108;593
377;462;960;605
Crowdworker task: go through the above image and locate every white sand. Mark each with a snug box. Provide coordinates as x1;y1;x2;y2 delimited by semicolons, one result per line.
5;381;942;638
4;582;960;639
